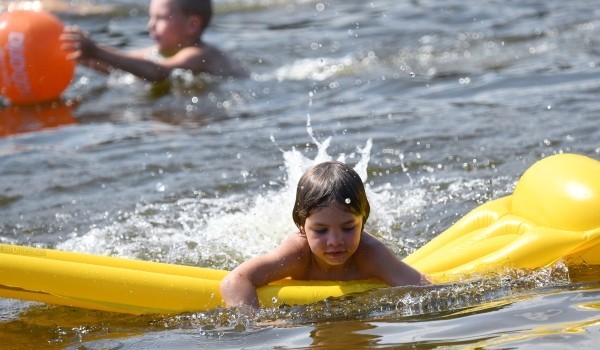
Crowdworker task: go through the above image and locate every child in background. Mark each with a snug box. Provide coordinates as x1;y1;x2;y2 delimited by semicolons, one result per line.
60;0;245;82
220;161;430;308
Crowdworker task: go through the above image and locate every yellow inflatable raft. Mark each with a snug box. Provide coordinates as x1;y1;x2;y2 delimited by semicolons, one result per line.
1;153;599;315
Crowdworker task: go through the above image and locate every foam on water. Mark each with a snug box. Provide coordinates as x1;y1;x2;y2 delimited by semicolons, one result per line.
253;55;355;82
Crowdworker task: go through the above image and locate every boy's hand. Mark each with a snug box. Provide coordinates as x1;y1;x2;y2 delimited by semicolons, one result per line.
60;26;97;60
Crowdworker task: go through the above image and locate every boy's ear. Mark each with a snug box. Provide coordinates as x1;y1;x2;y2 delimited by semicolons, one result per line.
298;226;306;236
186;15;203;33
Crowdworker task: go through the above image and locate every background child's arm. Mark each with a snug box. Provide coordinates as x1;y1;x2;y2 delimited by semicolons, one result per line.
60;27;206;82
78;57;112;74
79;45;174;82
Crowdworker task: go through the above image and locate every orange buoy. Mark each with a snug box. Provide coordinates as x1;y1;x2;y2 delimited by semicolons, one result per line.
0;10;75;105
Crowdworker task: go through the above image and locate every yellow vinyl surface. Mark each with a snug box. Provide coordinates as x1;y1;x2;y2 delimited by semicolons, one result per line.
1;153;599;314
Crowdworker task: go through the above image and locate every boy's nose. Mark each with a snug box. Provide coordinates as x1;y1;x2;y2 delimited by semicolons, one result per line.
327;232;344;246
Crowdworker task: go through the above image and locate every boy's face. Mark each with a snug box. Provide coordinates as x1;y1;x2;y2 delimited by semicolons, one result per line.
301;203;363;268
148;0;196;53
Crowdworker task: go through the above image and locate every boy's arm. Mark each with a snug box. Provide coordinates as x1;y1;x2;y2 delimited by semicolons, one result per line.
219;255;275;309
78;57;112;74
61;27;205;82
220;234;309;308
79;44;174;82
359;233;431;286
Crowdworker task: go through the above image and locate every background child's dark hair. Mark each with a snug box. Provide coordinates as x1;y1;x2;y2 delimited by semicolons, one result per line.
179;0;213;33
292;161;370;229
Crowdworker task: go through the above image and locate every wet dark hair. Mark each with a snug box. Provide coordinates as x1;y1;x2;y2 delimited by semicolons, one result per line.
178;0;212;33
292;161;370;229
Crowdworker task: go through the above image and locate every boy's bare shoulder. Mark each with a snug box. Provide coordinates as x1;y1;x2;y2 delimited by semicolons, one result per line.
278;233;311;256
354;232;400;266
265;233;311;280
187;42;248;77
128;46;158;59
358;231;389;252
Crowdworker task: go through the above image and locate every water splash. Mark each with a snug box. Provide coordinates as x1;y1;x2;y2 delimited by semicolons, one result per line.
250;261;573;325
56;123;379;269
277;114;372;190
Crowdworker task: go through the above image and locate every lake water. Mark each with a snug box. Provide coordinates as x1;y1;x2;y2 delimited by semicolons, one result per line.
1;0;600;348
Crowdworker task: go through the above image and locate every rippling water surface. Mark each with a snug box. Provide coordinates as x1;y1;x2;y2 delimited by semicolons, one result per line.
1;0;599;348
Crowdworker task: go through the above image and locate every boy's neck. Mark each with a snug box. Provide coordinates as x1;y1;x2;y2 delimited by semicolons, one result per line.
159;38;203;57
309;256;357;280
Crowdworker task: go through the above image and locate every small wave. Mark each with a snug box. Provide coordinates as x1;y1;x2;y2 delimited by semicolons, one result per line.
253;55;355;82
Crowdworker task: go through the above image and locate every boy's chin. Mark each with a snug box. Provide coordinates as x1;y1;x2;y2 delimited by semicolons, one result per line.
321;254;350;266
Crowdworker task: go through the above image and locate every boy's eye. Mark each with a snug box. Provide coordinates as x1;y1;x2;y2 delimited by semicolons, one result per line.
314;228;327;234
343;226;356;232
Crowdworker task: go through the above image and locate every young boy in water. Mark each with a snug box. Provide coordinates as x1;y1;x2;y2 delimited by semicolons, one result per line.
60;0;245;82
220;161;429;308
